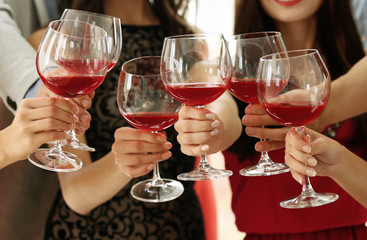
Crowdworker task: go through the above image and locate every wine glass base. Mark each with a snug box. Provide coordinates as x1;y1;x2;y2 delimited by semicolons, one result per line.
28;148;83;172
131;178;184;203
177;167;233;181
239;162;290;176
280;192;339;209
59;139;96;152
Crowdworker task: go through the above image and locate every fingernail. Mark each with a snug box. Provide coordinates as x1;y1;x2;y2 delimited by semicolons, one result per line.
246;127;255;135
205;113;215;119
201;145;209;151
163;142;172;149
73;115;79;122
306;168;316;177
307;158;317;166
162;152;172;159
210;129;218;136
256;144;264;151
211;120;220;128
156;135;166;142
82;99;90;108
72;106;79;114
243;117;251;125
80;114;89;123
302;145;311;153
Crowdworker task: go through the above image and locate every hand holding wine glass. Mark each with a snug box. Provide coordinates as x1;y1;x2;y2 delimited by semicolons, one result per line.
117;56;184;203
161;33;233;181
257;49;339;208
227;31;290;176
28;19;108;172
58;9;122;151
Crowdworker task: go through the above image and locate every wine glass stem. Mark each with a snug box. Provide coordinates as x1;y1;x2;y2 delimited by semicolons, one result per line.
258;139;272;163
302;176;316;195
294;126;316;196
151;162;164;186
198;154;211;169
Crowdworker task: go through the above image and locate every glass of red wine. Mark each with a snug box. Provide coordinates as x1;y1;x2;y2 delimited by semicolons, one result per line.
28;19;108;172
161;33;233;180
59;9;122;151
228;31;290;176
257;49;339;208
117;56;184;202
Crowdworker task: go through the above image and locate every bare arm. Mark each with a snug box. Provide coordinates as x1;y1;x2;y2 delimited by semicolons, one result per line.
285;127;367;208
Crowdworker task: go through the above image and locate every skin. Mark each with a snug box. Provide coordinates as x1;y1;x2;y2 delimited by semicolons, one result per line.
0;97;78;169
285;127;367;208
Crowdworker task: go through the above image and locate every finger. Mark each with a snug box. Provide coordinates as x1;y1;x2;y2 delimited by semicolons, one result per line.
70;94;93;109
29;118;74;133
245;126;288;141
245;103;267;115
120;163;154;178
23;97;78;115
114;151;172;168
177;131;215;146
175;119;218;134
179;105;215;120
34;131;69;145
114;127;167;143
285;128;312;154
255;140;285;152
180;144;208;156
290;169;305;185
284;150;316;177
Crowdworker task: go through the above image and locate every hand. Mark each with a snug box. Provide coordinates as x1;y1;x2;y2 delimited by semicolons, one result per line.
0;97;78;162
284;127;343;184
242;103;288;152
174;105;224;156
112;127;173;178
36;82;93;135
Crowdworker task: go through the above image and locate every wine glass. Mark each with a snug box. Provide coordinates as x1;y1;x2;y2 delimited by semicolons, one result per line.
227;31;290;176
257;49;339;208
59;9;122;151
28;19;108;172
161;33;233;181
117;56;184;202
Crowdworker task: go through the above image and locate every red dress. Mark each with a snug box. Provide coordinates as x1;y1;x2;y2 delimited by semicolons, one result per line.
223;119;367;239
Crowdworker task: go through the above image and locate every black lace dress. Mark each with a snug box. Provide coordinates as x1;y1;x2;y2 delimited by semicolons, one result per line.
44;25;205;240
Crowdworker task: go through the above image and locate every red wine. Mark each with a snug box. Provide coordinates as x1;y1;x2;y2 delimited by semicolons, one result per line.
107;61;117;72
262;101;326;127
165;83;227;106
123;112;179;131
228;79;259;104
40;74;105;98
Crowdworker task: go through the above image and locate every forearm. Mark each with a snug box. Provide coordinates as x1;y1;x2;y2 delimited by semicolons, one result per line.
320;56;367;127
331;146;367;208
59;151;132;215
207;91;242;153
0;129;17;169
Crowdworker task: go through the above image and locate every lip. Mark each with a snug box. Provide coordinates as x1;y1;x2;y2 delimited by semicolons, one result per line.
274;0;302;7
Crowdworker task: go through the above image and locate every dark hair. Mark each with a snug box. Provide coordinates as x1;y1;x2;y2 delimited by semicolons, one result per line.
59;0;194;35
230;0;367;159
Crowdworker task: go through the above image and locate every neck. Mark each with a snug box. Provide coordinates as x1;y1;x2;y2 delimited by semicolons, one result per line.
103;0;160;26
276;16;317;50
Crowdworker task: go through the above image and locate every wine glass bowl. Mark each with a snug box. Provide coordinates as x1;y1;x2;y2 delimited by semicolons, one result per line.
161;33;233;180
59;9;122;151
28;19;108;172
257;49;338;208
117;56;184;203
227;31;290;176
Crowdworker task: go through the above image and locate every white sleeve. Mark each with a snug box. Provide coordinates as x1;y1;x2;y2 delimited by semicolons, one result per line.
0;1;40;114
